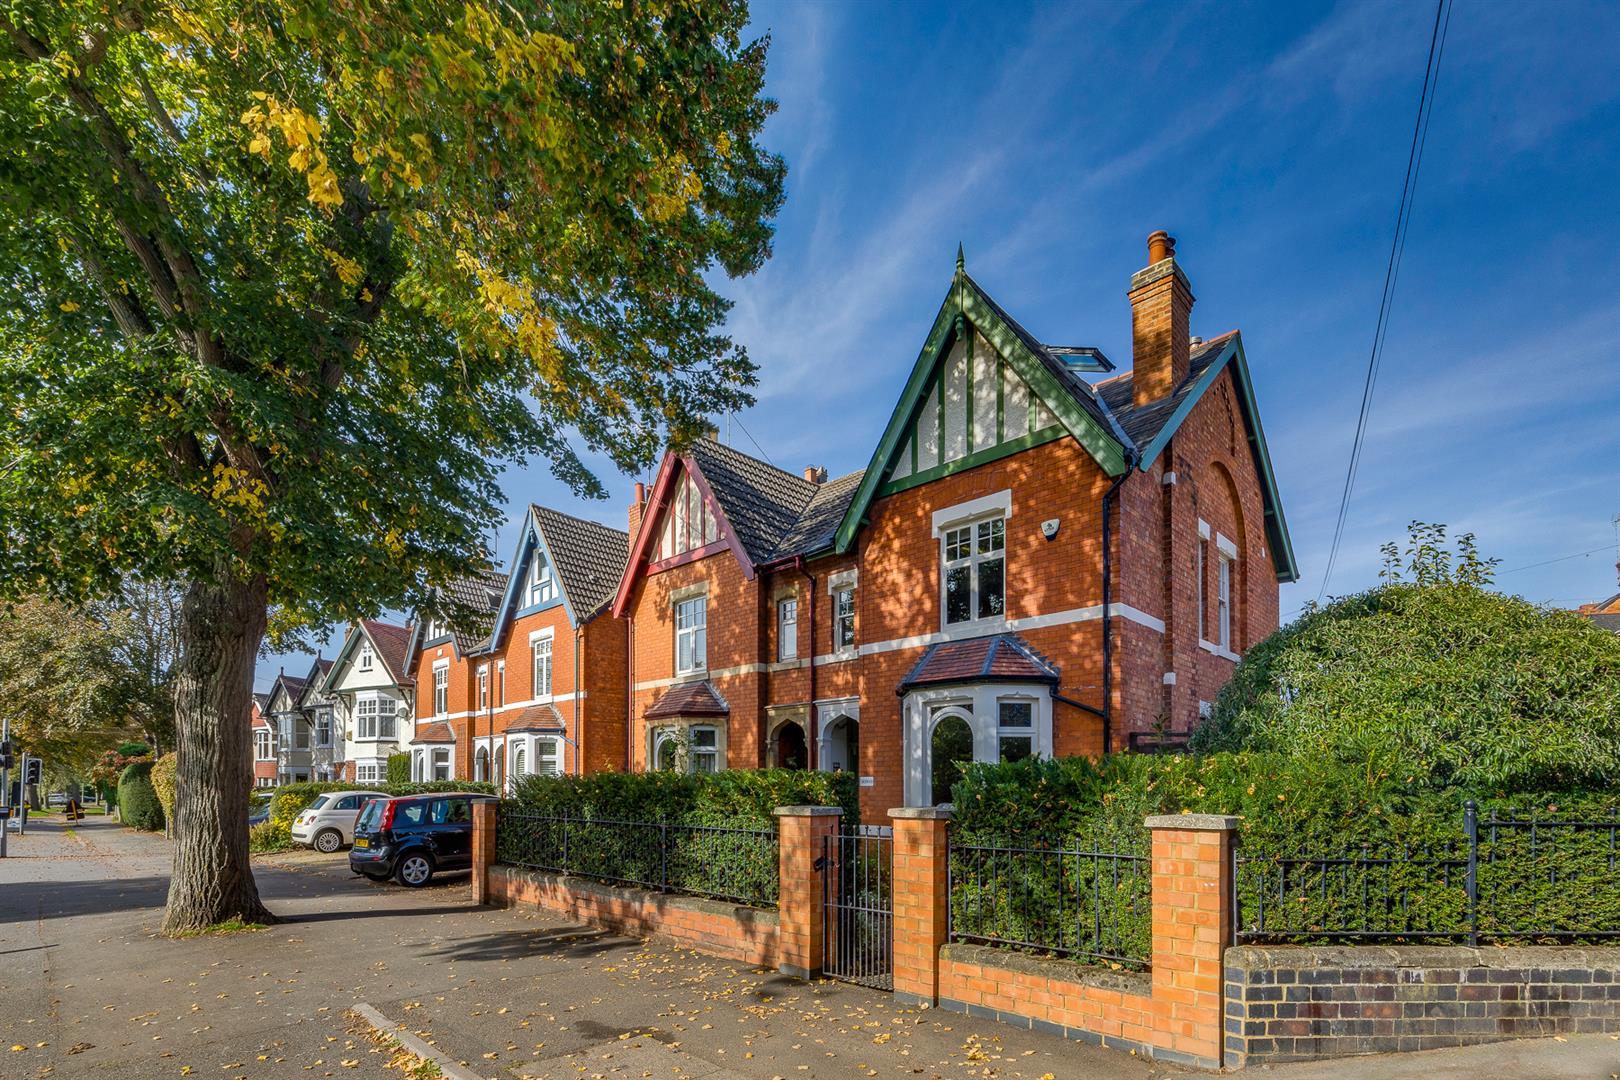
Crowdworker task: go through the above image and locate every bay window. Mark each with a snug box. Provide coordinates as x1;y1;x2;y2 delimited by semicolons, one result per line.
690;727;719;773
997;700;1034;762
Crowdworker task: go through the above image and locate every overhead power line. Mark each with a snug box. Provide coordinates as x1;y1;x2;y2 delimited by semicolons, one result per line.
1497;544;1611;576
1315;0;1453;603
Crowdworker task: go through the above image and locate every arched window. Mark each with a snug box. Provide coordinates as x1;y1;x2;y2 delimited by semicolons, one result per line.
512;745;526;779
474;746;490;782
655;731;680;771
929;711;974;805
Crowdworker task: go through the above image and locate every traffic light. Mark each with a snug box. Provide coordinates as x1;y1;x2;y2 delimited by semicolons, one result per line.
24;758;42;785
0;739;12;770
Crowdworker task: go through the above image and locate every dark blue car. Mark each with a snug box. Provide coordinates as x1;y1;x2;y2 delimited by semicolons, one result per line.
348;792;495;887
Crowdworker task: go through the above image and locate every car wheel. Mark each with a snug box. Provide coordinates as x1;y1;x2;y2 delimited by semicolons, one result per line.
395;852;434;888
314;829;343;854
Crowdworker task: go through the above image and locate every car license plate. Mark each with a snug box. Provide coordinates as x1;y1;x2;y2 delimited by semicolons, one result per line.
353;838;369;849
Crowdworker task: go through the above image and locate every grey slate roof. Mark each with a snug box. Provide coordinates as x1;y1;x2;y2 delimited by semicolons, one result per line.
1094;334;1233;450
531;505;629;619
1585;612;1620;633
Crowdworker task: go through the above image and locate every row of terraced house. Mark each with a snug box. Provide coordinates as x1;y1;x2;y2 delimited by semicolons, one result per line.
251;234;1297;821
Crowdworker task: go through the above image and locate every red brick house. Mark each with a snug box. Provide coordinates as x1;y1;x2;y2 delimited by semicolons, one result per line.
405;507;629;786
250;693;276;788
406;567;504;781
613;233;1296;819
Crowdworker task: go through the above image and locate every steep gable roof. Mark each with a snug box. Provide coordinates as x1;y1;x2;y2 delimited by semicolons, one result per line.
406;566;506;660
612;439;864;616
326;618;415;689
532;506;629;620
834;263;1133;554
1094;332;1298;582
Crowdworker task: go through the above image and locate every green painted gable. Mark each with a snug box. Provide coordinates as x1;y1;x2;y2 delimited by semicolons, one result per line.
833;265;1128;553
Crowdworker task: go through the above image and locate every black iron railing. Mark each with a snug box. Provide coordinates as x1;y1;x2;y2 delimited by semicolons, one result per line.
1235;802;1620;944
947;832;1151;967
496;810;779;908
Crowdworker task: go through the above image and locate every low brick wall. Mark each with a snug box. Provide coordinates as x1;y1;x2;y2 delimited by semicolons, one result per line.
1225;945;1620;1067
936;945;1182;1059
487;865;781;968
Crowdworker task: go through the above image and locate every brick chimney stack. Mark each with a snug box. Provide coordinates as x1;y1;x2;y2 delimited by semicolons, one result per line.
628;481;646;540
1129;230;1196;407
803;465;826;484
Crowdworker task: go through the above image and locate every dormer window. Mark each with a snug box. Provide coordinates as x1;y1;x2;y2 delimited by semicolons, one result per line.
528;548;556;606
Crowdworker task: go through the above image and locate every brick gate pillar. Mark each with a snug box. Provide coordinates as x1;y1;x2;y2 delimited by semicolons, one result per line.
774;806;843;979
1144;813;1237;1068
471;799;498;905
889;806;952;1008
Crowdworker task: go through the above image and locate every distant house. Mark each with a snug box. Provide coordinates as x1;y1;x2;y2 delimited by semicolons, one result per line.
250;693;276;788
405;567;506;782
322;619;415;784
1576;593;1620;633
266;658;339;783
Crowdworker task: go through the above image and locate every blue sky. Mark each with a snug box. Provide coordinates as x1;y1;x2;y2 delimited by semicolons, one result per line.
258;0;1620;688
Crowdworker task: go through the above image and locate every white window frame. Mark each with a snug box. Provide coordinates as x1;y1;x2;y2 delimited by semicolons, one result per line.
478;665;489;709
832;585;856;651
689;725;719;773
511;744;527;784
432;662;449;717
254;728;273;761
900;682;1053;807
1216;532;1238;652
932;491;1012;631
528;547;556;606
355;693;397;741
777;596;798;662
355;763;380;783
649;724;721;775
674;595;707;676
496;660;506;707
533;737;562;777
531;631;554;699
357;641;374;672
430;748;452;781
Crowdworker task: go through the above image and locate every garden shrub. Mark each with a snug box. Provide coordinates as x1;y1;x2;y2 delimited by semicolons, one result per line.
500;769;859;907
1191;581;1620;791
150;753;177;824
117;760;165;832
386;752;411;786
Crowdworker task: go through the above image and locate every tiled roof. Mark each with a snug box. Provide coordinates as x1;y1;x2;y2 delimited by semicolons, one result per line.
686;438;819;565
438;566;506;652
644;680;729;720
505;703;566;733
1094;334;1233;450
410;721;456;745
769;468;867;561
532;506;629;618
362;619;414;684
272;673;307;708
1585;612;1620;633
682;438;865;564
898;633;1060;692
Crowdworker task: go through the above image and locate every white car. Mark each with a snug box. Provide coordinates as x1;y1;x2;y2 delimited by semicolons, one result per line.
290;790;389;853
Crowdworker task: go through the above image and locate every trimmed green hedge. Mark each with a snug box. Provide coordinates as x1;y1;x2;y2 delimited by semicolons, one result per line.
257;779;498;849
949;752;1620;951
386;752;411;786
506;767;859;829
117;761;165;832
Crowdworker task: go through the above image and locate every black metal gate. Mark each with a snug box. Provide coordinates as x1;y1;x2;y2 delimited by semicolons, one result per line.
822;826;893;990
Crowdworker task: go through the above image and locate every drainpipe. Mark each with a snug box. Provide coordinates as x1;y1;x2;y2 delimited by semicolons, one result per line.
625;615;635;771
573;621;584;776
1099;454;1138;755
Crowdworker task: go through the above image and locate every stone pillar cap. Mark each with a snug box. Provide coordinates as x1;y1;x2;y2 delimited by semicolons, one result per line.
773;805;843;817
1144;813;1239;831
889;806;954;820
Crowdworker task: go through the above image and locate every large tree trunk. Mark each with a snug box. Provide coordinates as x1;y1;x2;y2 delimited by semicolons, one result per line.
160;564;275;934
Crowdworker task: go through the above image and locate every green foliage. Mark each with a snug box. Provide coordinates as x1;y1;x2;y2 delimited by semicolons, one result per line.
386;753;411;787
117;742;152;759
951;752;1620;950
257;778;497;848
117;760;165;832
150;753;177;824
249;820;292;854
1190;580;1620;789
499;768;857;908
507;767;859;829
0;0;784;629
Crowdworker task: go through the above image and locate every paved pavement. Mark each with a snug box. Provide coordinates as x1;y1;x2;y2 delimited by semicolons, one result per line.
2;814;1617;1079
